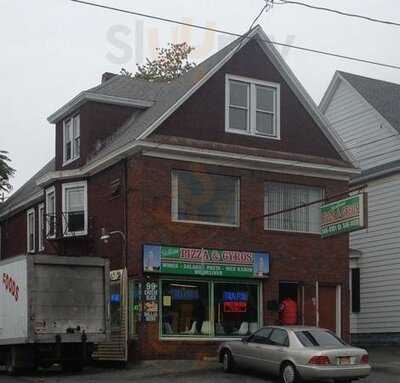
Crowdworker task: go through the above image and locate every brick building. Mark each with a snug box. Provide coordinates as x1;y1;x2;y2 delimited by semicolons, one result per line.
0;26;358;360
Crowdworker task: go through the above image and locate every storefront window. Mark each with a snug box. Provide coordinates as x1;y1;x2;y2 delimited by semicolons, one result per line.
128;279;141;337
214;283;259;337
161;279;260;338
161;281;210;336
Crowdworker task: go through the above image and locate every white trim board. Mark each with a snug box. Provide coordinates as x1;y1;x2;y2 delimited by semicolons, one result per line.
48;92;153;124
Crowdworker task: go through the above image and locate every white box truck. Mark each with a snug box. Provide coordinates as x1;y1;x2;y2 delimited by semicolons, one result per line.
0;255;110;373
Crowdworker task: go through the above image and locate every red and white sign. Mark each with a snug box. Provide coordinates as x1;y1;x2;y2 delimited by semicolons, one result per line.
2;272;20;302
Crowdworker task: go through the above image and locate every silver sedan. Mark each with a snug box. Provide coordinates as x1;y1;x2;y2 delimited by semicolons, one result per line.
218;326;371;383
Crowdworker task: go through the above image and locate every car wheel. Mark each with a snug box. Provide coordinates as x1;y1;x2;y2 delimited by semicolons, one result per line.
280;362;301;383
222;350;235;373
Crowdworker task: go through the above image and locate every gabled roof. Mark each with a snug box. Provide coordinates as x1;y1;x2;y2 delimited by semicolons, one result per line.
320;71;400;133
86;25;352;166
0;158;55;218
339;71;400;133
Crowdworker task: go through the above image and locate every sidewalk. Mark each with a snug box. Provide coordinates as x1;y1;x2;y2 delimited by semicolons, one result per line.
367;347;400;374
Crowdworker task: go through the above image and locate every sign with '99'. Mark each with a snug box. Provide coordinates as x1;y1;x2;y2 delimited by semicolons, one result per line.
2;273;20;302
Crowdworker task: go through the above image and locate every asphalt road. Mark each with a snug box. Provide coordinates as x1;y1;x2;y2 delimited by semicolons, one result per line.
1;360;400;383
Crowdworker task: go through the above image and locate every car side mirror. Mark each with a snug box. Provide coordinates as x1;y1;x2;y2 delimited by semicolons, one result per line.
242;335;250;343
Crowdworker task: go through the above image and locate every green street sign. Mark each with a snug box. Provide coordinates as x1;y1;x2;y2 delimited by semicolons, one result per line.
143;245;270;279
321;194;366;238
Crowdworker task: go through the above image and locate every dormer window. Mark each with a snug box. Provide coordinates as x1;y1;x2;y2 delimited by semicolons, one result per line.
225;75;280;139
63;114;80;165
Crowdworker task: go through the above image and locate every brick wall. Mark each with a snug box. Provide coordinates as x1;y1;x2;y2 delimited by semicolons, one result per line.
126;155;350;359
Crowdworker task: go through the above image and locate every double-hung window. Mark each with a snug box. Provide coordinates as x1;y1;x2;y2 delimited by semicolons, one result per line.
264;182;323;234
63;114;80;164
45;186;56;238
62;181;88;236
226;75;280;139
171;170;240;227
38;203;45;251
27;208;35;253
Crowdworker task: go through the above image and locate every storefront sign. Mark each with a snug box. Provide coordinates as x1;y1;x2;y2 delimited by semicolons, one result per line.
321;194;366;238
143;245;270;278
144;281;158;322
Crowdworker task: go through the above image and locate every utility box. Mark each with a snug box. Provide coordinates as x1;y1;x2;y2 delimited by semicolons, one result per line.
0;255;110;373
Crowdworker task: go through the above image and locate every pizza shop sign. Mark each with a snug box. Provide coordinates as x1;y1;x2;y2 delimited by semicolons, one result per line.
321;194;366;238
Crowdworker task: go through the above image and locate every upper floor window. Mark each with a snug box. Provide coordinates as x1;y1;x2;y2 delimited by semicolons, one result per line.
27;208;35;253
171;170;239;227
264;182;322;234
38;203;45;251
62;181;88;236
63;114;80;164
45;186;56;238
225;75;280;139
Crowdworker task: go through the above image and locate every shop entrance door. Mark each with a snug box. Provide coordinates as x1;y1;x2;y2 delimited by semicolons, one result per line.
318;285;337;333
93;269;128;362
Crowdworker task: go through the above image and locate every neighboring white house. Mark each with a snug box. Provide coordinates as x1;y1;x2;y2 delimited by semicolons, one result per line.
320;71;400;345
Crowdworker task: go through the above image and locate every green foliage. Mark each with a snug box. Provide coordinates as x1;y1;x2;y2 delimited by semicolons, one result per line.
0;151;15;193
121;42;196;81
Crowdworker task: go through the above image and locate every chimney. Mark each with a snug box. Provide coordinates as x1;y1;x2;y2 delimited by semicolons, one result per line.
101;72;117;83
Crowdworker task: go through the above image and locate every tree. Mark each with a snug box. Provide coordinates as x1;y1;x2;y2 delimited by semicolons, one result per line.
121;42;196;81
0;151;15;193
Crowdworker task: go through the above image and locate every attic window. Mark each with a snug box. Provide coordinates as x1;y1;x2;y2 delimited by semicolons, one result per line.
63;114;80;165
225;74;280;139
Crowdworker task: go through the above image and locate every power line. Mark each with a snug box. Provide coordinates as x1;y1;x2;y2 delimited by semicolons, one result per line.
69;0;400;70
274;0;400;28
237;1;270;51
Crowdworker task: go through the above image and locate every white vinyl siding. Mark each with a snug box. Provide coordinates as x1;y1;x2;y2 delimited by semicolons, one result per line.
26;208;35;253
324;79;400;169
264;182;322;234
350;174;400;333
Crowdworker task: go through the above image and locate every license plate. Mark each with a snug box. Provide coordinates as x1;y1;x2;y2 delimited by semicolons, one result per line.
338;357;351;365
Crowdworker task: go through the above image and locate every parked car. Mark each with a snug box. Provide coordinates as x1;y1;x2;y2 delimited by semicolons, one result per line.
218;326;371;383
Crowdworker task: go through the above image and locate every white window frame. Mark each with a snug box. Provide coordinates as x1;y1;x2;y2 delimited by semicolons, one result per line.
63;114;80;166
225;74;280;140
171;170;240;228
62;181;88;237
45;186;56;239
27;208;35;253
38;203;45;251
264;182;323;234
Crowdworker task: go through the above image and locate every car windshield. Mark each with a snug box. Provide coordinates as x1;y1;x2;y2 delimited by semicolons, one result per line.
295;330;347;347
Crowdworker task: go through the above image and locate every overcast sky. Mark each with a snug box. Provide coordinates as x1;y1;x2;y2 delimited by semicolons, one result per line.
1;0;400;195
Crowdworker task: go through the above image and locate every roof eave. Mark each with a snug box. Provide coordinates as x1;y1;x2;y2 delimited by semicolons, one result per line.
47;92;154;124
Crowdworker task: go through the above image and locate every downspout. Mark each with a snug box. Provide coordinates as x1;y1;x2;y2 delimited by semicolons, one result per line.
123;158;129;269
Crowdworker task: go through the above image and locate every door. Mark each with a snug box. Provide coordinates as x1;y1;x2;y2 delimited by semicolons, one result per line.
319;285;337;333
93;269;128;362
